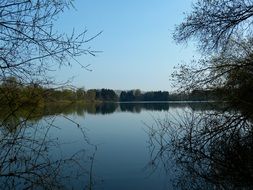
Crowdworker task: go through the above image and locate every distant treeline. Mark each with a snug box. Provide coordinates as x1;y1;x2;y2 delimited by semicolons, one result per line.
119;90;169;101
119;89;222;102
168;89;221;101
0;77;221;107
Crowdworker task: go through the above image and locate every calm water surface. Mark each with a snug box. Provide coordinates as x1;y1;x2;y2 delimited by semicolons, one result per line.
39;102;214;190
1;102;251;189
48;103;182;190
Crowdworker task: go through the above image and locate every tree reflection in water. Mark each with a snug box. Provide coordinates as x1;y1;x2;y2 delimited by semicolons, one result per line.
0;107;95;190
147;107;253;189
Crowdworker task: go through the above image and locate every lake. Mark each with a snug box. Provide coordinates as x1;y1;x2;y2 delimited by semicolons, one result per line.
0;102;252;190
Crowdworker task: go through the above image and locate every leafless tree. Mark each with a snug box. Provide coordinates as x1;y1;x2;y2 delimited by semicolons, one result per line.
172;0;253;107
0;0;100;84
174;0;253;52
172;38;253;97
0;1;100;189
153;2;253;188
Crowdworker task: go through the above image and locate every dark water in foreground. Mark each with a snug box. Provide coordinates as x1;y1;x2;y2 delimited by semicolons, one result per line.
0;102;252;190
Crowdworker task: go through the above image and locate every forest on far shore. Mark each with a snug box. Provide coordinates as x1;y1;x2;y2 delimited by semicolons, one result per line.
0;77;221;108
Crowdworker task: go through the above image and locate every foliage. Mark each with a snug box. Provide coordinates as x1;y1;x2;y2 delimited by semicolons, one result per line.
95;88;118;102
119;90;170;102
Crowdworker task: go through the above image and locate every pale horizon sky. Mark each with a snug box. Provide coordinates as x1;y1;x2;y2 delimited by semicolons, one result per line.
53;0;199;91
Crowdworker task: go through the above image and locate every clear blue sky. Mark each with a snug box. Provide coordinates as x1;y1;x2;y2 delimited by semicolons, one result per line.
54;0;198;91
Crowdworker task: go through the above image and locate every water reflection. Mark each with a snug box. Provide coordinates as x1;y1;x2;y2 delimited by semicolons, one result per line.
147;108;253;189
0;101;236;189
119;102;170;113
10;101;223;117
0;105;95;189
